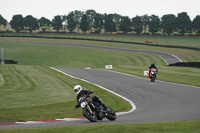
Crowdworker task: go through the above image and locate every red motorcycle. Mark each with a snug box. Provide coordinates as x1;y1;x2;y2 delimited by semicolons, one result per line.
149;68;158;82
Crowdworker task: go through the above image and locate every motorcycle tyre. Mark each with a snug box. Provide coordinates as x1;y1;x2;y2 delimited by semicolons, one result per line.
105;106;117;121
83;108;97;122
151;75;156;82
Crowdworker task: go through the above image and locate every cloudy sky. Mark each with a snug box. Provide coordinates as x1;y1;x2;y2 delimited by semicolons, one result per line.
1;0;200;21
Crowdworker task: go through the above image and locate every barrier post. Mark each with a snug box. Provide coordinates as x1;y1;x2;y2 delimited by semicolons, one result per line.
1;48;4;64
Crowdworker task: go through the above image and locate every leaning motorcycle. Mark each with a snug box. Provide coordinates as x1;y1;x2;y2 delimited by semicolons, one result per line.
74;94;116;122
149;68;158;82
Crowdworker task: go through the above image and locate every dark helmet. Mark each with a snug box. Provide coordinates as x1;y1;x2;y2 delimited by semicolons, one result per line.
151;62;155;66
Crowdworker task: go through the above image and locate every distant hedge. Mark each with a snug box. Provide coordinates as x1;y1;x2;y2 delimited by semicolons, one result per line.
0;59;18;64
168;62;200;68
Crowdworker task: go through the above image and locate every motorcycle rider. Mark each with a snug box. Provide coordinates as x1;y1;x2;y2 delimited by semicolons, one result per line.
148;62;158;77
74;85;108;110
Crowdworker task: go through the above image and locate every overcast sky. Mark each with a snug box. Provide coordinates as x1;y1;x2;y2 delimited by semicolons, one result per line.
1;0;200;22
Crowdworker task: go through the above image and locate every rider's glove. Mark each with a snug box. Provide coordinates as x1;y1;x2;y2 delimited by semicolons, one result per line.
89;90;94;94
75;104;80;108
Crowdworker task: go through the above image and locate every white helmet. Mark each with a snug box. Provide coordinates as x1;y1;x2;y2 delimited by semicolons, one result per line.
74;85;82;95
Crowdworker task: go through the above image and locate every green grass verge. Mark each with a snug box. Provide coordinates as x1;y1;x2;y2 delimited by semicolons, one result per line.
1;120;200;133
3;34;200;49
0;38;166;67
57;34;200;49
0;65;130;122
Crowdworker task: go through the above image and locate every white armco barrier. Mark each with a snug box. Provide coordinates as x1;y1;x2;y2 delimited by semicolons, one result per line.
105;65;113;69
144;70;149;76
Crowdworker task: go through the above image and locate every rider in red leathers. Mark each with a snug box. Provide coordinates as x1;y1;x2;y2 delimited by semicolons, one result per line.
148;62;158;77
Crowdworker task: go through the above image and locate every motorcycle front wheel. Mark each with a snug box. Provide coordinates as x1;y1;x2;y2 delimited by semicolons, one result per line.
151;75;156;82
83;108;97;122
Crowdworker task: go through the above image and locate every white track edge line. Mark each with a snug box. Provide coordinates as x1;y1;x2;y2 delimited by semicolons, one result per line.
50;67;136;116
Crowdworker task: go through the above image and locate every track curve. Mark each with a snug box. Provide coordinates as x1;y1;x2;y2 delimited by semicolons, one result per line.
57;68;200;123
0;41;181;65
1;68;200;129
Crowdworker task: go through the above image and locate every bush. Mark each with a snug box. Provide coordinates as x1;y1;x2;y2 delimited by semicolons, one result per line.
142;33;151;35
0;30;13;33
168;62;200;68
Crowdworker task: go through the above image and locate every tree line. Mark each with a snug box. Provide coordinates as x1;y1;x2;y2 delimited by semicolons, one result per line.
0;9;200;35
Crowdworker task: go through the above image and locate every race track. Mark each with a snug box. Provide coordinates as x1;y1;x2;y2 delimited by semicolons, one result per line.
1;68;200;129
57;68;200;123
1;41;199;129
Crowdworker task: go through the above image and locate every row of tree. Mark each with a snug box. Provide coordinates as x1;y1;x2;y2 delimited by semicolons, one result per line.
0;9;200;35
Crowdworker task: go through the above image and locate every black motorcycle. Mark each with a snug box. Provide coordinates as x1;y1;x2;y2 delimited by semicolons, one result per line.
74;94;116;122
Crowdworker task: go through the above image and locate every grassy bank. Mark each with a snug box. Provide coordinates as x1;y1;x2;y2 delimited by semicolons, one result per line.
1;120;200;133
1;37;200;62
54;34;200;49
0;39;166;67
2;34;200;49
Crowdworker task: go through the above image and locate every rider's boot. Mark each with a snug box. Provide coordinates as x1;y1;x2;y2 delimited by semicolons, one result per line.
102;103;108;110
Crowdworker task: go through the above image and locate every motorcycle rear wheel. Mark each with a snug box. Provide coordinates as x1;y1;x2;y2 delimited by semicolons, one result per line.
105;106;116;121
83;108;97;122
